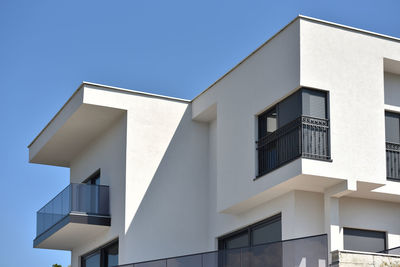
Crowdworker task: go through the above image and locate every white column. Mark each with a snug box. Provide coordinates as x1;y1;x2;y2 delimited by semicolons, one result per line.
323;180;356;263
324;196;342;252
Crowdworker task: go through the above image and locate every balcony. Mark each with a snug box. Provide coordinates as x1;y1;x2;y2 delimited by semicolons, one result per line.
34;183;111;250
257;116;330;177
386;142;400;180
117;234;328;267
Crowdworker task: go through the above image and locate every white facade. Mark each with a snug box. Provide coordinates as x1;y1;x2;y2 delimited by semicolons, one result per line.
29;16;400;266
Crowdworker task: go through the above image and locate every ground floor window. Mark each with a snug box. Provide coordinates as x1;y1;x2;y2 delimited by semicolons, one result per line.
218;213;282;249
343;228;386;253
218;214;282;267
81;240;118;267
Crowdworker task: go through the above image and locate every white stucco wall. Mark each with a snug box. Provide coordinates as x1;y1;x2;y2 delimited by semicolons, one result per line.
68;85;212;266
300;19;400;186
69;113;127;267
193;19;302;214
339;197;400;249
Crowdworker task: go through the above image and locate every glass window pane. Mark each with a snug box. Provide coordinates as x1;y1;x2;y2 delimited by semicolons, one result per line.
105;242;119;267
259;108;277;139
344;228;386;253
83;252;101;267
252;219;281;246
302;89;327;119
385;112;400;143
266;110;277;134
278;90;302;127
226;232;249;249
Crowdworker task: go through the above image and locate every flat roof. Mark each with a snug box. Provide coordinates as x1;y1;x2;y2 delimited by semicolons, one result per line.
28;81;190;148
192;14;400;101
29;15;400;148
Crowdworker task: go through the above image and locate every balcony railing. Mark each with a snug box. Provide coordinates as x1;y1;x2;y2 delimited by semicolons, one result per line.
36;183;110;238
257;116;330;177
116;234;328;267
386;142;400;180
379;245;400;255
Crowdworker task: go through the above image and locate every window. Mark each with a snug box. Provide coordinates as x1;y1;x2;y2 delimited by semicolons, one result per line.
223;230;249;249
343;228;386;253
385;112;400;180
257;88;329;177
84;169;101;185
218;215;282;267
385;112;400;144
104;242;118;267
218;214;281;249
82;240;118;267
82;252;100;267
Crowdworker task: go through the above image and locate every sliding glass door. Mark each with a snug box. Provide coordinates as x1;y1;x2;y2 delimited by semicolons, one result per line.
82;240;118;267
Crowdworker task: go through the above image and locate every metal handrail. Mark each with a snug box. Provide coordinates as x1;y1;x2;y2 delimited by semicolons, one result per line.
257;116;330;177
36;183;110;237
115;234;328;267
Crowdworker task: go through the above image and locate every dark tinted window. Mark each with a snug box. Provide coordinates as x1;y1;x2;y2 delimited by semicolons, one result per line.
219;214;281;249
252;218;282;246
278;90;301;127
344;228;386;253
225;231;249;249
258;108;277;139
257;88;329;177
82;240;118;267
302;89;327;119
82;252;100;267
105;242;119;267
258;88;327;138
385;112;400;144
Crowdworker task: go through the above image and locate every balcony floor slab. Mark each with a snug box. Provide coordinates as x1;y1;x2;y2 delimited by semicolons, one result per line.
34;214;110;250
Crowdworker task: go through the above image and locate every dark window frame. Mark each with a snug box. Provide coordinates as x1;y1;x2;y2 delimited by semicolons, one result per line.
384;111;400;181
218;213;282;250
385;111;400;144
81;239;118;267
256;87;330;178
343;227;387;253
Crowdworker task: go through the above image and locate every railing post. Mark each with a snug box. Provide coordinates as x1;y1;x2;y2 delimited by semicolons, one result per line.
70;184;73;213
300;116;303;157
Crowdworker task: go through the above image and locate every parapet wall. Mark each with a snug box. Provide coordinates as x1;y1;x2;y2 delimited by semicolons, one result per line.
331;250;400;267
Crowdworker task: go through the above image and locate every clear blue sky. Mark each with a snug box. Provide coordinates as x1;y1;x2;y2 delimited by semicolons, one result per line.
0;0;399;266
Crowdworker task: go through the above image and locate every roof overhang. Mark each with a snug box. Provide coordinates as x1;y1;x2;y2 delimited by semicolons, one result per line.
28;84;125;167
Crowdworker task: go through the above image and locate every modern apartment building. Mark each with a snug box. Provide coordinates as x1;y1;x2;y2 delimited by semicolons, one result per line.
29;15;400;267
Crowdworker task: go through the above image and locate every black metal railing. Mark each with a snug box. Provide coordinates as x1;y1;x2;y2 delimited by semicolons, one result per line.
257;116;330;177
36;183;110;237
116;234;328;267
386;142;400;180
379;245;400;255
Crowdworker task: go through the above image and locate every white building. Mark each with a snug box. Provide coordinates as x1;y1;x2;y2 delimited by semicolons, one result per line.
29;15;400;267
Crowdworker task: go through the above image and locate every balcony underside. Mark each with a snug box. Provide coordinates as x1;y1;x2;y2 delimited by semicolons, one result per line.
34;214;110;250
28;86;125;167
